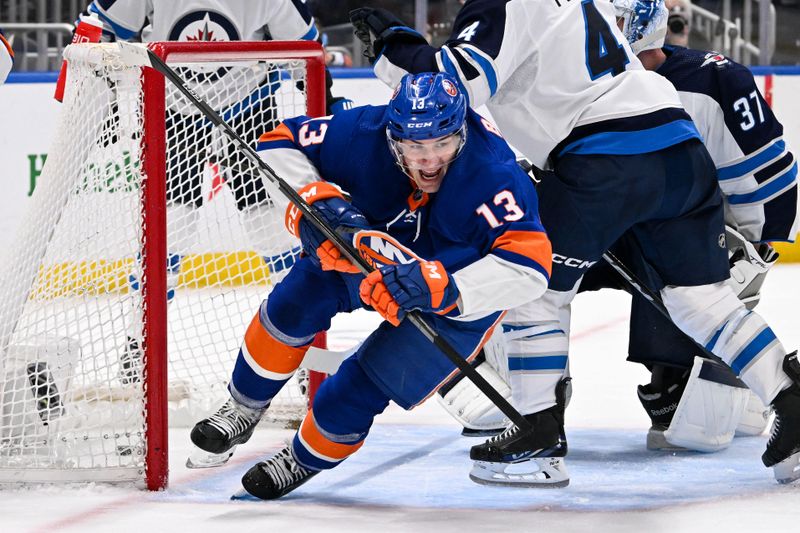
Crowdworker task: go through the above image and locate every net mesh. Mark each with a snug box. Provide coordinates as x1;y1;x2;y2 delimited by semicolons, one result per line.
0;43;317;483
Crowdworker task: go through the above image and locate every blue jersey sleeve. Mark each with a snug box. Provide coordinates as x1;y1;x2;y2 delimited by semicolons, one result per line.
456;161;551;282
256;114;328;170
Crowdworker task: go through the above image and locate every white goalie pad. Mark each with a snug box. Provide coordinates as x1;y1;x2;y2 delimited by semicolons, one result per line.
735;389;773;437
437;327;511;431
663;356;750;452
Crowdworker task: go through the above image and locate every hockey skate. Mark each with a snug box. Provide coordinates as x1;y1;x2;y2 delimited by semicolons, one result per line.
232;445;318;500
762;352;800;484
469;404;568;488
637;367;689;451
186;398;265;468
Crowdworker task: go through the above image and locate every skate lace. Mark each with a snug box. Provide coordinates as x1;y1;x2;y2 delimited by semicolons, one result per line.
488;423;520;445
768;413;783;447
263;449;309;490
207;400;255;438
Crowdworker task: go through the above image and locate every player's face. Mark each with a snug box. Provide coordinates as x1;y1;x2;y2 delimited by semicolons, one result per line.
396;133;461;193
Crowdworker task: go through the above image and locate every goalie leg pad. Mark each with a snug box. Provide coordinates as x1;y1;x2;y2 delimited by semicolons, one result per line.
660;356;749;452
736;389;773;437
437;349;511;434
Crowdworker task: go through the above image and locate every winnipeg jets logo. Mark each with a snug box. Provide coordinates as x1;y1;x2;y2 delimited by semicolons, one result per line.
169;11;240;42
701;52;729;69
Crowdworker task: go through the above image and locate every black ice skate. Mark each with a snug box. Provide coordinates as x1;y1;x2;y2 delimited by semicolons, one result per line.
234;446;318;500
469;404;568;488
762;352;800;484
637;366;689;451
186;398;265;469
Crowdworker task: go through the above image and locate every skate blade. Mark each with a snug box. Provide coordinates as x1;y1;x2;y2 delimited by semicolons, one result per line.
469;457;569;488
230;488;260;501
186;445;236;469
773;450;800;484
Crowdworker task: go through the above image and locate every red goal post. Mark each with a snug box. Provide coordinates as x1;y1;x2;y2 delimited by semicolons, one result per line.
0;41;328;491
141;41;328;490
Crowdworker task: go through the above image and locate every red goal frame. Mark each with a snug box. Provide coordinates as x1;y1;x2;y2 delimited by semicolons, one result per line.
139;41;327;490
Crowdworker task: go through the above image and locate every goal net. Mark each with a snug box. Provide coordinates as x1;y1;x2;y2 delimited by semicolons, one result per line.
0;41;327;489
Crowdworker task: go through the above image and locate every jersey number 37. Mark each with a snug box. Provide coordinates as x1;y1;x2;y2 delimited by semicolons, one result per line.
581;0;630;80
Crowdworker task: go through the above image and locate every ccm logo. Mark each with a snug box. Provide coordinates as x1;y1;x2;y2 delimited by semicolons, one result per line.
552;254;597;269
407;122;433;128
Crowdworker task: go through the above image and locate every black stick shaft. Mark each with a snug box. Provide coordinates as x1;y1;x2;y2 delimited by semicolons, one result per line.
145;48;533;433
601;251;732;368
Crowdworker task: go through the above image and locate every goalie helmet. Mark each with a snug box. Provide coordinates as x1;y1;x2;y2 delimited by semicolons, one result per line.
385;72;467;175
614;0;669;54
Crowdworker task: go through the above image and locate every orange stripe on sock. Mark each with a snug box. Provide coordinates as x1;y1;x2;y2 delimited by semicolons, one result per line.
299;410;364;461
257;123;295;144
492;230;552;276
244;313;310;374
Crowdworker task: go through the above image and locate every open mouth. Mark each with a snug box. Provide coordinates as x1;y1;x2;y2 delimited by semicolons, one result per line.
419;168;442;181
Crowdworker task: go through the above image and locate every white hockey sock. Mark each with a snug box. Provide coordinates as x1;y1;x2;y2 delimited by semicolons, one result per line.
505;288;576;415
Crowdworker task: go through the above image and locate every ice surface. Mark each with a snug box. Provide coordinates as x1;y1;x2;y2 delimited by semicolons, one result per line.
3;266;800;533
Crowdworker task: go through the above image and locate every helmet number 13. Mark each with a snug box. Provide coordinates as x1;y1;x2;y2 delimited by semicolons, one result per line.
476;190;524;228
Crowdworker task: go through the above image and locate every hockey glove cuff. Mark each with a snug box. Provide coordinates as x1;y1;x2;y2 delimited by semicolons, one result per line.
349;8;427;64
359;260;460;325
286;182;369;268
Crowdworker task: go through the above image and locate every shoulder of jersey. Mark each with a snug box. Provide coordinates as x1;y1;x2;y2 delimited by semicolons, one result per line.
661;47;750;95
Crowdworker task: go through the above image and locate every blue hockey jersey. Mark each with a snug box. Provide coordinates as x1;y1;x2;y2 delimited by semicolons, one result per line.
256;105;552;319
657;47;798;242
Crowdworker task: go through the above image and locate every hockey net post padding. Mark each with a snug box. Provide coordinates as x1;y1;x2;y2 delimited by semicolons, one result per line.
0;41;327;490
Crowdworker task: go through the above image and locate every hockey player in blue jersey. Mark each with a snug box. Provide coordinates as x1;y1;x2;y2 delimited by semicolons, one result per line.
188;72;554;500
351;0;800;487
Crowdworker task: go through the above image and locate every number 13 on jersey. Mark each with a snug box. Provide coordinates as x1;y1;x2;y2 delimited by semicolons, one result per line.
476;190;524;228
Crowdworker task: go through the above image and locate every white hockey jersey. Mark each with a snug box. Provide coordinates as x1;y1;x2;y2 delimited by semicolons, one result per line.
658;47;799;242
86;0;318;43
0;29;13;85
375;0;696;169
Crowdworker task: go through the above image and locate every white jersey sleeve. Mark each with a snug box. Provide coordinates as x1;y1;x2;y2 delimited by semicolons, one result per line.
0;30;13;85
374;0;688;168
657;48;799;242
87;0;318;43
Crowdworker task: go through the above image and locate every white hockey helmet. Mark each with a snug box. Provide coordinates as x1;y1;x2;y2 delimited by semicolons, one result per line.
614;0;669;54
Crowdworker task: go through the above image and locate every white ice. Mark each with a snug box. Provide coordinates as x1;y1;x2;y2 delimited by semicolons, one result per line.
3;266;800;533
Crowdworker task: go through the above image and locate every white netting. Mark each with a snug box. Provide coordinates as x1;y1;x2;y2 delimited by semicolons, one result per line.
0;43;319;484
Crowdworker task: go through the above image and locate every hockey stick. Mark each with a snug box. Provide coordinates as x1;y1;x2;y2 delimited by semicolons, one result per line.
124;42;534;433
602;250;745;379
